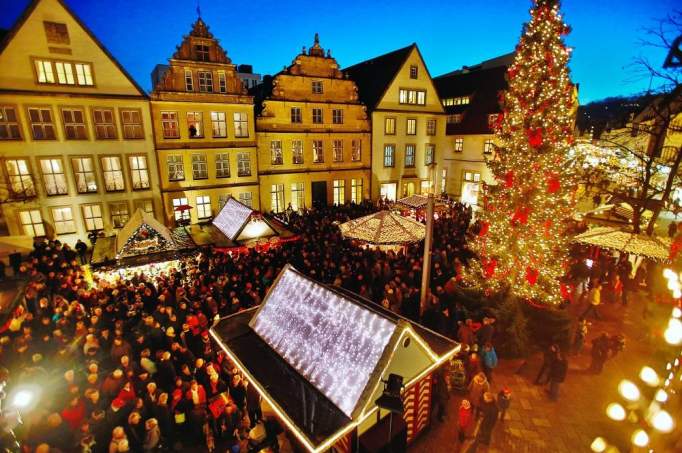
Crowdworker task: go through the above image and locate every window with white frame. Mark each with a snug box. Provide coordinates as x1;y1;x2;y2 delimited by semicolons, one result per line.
425;144;435;165
35;60;55;84
19;210;44;237
406;118;417;135
409;65;418;79
291;107;302;124
93;108;116;139
40;158;68;195
55;62;76;85
312;80;323;94
52;206;76;234
426;119;436;136
351;140;361;161
404;144;415;168
75;63;93;86
237;153;251;176
332;140;343;162
101;156;124;191
351;178;363;204
271;184;285;213
292;140;303;164
454;138;464;152
271;141;283;165
192;154;208;179
384;117;396;135
291;182;304;211
167;155;185;181
211;111;227;137
0;106;21;140
383;144;395;167
216;153;230;178
239;192;252;207
187;112;203;138
198;71;213;92
109;202;129;228
461;170;481;205
333;179;345;205
218;72;227;93
233;112;248;137
28;107;56;140
129;155;150;189
442;96;470;106
399;89;426;105
161;111;179;138
196;195;211;218
82;204;104;231
173;197;190;221
484;139;494;154
121;109;143;139
34;60;93;86
313;140;324;163
62;108;87;139
72;157;97;193
5;159;35;197
332;109;343;124
185;70;194;91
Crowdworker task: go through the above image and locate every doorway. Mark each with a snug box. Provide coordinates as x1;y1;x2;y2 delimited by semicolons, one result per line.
311;181;328;208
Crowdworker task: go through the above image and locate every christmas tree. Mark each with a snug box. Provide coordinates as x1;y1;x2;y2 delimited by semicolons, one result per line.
466;0;577;305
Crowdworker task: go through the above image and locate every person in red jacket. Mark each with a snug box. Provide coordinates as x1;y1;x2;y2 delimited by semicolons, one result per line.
61;395;86;430
457;399;473;443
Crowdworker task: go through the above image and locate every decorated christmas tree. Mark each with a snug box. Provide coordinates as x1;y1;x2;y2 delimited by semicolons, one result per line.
466;0;577;305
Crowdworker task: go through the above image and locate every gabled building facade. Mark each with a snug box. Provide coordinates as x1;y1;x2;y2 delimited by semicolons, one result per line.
254;35;371;212
150;19;259;225
345;44;447;201
0;0;160;242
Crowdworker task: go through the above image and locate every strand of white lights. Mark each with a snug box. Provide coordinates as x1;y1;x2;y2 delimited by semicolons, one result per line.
592;268;682;452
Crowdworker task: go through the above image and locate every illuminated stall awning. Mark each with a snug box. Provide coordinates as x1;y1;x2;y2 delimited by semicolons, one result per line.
338;211;426;245
573;226;672;261
115;209;178;259
212;196;278;243
397;194;430;209
210;265;459;453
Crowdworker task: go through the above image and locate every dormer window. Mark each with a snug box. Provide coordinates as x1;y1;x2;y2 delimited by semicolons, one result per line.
409;65;418;79
312;80;323;94
185;70;194;91
198;71;213;93
194;44;210;62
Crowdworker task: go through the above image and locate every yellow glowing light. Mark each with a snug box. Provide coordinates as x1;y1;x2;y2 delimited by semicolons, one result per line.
651;409;674;433
639;366;659;386
618;379;640;402
590;437;607;452
664;268;675;279
606;402;626;421
672;307;682;318
655;389;668;403
630;429;649;447
664;318;682;345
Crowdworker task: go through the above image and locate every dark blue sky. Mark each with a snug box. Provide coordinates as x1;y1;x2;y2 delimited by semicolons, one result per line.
1;0;677;103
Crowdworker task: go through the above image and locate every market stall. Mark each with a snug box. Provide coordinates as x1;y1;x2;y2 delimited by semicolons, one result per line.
338;210;426;252
210;265;459;453
573;226;672;261
395;195;449;222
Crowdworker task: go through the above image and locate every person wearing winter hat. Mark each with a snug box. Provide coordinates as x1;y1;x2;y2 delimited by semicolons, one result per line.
457;399;474;443
143;418;161;451
467;372;489;417
477;392;499;445
497;387;512;421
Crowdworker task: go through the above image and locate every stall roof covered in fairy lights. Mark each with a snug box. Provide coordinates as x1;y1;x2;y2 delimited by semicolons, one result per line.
115;209;176;257
210;264;459;453
338;210;426;245
212;196;278;242
573;226;672;261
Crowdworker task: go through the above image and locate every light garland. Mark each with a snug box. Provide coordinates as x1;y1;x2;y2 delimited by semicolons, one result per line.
338;210;426;245
213;197;254;241
574;227;672;261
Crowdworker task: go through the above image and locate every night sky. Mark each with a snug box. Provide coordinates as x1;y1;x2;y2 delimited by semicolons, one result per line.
0;0;677;103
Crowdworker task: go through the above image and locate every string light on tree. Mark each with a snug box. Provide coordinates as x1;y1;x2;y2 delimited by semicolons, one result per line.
464;0;578;305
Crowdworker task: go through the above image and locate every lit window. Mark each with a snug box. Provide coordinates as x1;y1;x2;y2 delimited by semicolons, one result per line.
426;119;436;136
454;138;464;152
291;182;304;211
333;179;345;205
233;112;248;137
291;107;302;124
333;140;343;162
218;72;227;93
55;62;75;85
121;109;144;139
211;111;227;137
461;171;481;205
384;144;395;167
406;118;416;135
28;107;56;140
417;91;426;105
425;144;435;165
19;210;44;237
192;154;208;179
161;111;179;138
271;184;285;212
134;199;154;215
484;139;495;154
35;60;55;84
447;114;463;124
187;111;203;137
271;141;283;165
409;65;418;79
82;204;103;231
198;71;213;92
405;144;415;168
101;156;124;191
129;155;150;189
312;108;323;124
216;153;230;178
351;178;363;204
441;169;447;194
351;140;361;161
93;108;116;139
5;159;35;197
62;108;87;139
332;109;343;124
52;207;76;234
312;81;323;94
237;153;251;176
239;192;252;207
75;63;93;86
385;117;396;135
292;140;303;164
196;195;212;218
173;197;190;221
399;89;426;105
71;157;97;193
185;70;193;91
167;155;184;181
40;158;68;195
312;140;324;163
0;106;21;140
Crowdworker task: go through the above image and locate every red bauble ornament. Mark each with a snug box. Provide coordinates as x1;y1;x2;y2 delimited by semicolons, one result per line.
560;283;573;302
527;128;543;148
547;174;560;193
511;206;530;225
504;171;514;188
525;266;539;286
483;258;497;279
478;221;490;237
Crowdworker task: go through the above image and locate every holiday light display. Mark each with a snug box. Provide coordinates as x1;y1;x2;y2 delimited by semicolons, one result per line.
250;267;397;417
213;197;254;241
465;0;578;305
115;209;177;259
338;210;426;245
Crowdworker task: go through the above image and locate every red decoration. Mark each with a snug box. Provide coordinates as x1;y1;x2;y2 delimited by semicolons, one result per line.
560;283;573;303
483;258;497;279
525;267;539;286
670;235;682;260
546;174;560;193
511;206;530;225
527;128;543;148
495;112;505;130
543;219;553;238
478;221;490;237
504;171;514;188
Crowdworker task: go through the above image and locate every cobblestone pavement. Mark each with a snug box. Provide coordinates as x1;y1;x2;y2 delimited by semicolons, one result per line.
410;291;675;453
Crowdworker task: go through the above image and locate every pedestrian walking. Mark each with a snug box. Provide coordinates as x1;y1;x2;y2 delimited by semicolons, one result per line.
468;372;489;417
457;399;474;443
589;333;609;374
477;392;499;445
497;387;511;421
432;369;449;422
534;344;558;385
75;239;88;264
548;352;567;401
481;343;498;383
573;318;589;354
581;281;602;320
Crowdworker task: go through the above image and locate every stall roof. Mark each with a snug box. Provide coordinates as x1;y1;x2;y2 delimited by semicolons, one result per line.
339;210;426;245
212;197;278;242
116;209;176;256
211;265;459;453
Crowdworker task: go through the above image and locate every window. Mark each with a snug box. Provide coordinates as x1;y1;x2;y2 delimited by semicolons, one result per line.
461;171;481;205
291;182;304;211
447;114;462;124
239;192;252;207
195;44;210;61
488;114;499;130
44;21;69;44
35;60;55;84
40;158;67;195
291;107;302;124
93;108;116;139
405;144;415;168
55;62;74;85
101;156;124;191
187;112;203;138
410;65;418;79
380;183;397;202
333;140;343;162
173;197;190;221
271;141;283;165
198;71;213;92
167;155;184;181
0;106;21;140
134;199;154;215
351;140;361;161
129;155;150;189
185;70;194;91
271;184;285;213
109;202;129;229
426;119;436;136
52;207;76;234
237;153;251;176
312;108;323;124
384;117;396;135
454;138;464;152
292;140;303;164
61;108;87;140
82;204;103;231
384;144;395;167
425;144;435;165
442;96;470;106
216;153;230;178
351;179;363;204
332;109;343;124
484;139;494;154
20;210;44;237
333;179;345;205
399;89;426;105
421;180;432;195
406;118;417;135
37;60;93;86
196;195;211;218
218;72;227;93
312;81;323;94
192;154;208;179
441;169;447;194
161;111;179;138
121;109;144;139
75;64;93;86
71;157;97;193
5;159;35;197
312;140;324;163
233;112;248;137
28;107;56;140
210;111;227;138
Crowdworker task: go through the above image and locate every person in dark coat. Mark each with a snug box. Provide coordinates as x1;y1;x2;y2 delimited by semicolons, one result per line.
156;351;177;392
477;392;499;445
589;333;609;374
75;239;87;264
476;317;494;348
497;387;511;421
534;344;558;385
548;352;568;400
431;369;449;422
